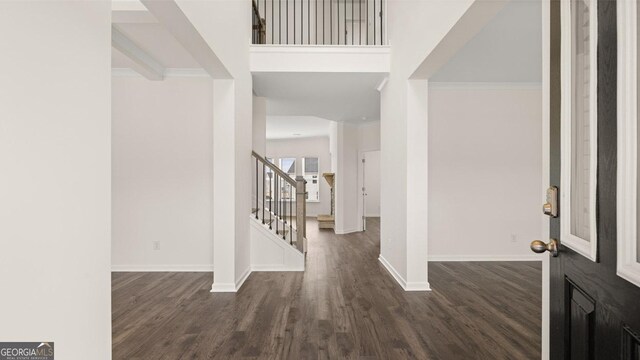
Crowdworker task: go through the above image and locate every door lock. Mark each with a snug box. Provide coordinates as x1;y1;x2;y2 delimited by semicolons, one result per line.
543;186;558;217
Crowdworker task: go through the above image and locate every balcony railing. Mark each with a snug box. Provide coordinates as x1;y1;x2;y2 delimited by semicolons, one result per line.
252;0;385;45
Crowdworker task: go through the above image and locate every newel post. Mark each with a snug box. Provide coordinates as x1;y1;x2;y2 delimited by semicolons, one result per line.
295;176;307;253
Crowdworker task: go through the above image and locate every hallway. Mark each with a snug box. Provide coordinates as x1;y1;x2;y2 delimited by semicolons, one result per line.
112;218;541;359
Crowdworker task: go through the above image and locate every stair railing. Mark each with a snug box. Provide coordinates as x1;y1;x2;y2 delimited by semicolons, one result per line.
251;0;386;45
252;151;306;253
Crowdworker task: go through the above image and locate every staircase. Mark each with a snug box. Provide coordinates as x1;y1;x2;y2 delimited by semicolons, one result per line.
252;151;307;254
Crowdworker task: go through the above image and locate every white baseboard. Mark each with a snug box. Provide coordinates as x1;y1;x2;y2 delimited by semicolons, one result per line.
335;227;360;235
111;264;213;272
210;266;252;293
251;264;304;272
378;255;406;288
378;255;431;292
427;254;543;262
406;281;431;291
235;266;252;289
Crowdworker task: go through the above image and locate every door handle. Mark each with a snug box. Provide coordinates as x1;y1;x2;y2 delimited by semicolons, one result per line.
530;239;559;257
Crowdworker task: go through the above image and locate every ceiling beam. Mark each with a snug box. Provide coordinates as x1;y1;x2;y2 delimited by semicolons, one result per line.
111;25;165;81
141;0;231;79
112;10;157;24
410;0;510;79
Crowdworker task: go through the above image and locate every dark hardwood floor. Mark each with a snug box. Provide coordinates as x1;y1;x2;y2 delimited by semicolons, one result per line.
112;218;541;359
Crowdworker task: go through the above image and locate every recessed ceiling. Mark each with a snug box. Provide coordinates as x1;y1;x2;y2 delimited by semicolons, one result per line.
431;0;542;83
267;116;332;140
253;72;385;123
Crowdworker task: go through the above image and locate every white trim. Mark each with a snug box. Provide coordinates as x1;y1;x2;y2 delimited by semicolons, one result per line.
378;255;407;289
210;282;237;293
378;255;431;292
251;265;303;272
163;68;210;77
111;67;209;78
235;267;252;289
334;227;360;235
250;45;391;53
405;282;431;291
617;0;640;288
428;82;543;90
427;255;544;262
560;0;599;261
541;1;551;358
111;264;213;272
210;267;252;293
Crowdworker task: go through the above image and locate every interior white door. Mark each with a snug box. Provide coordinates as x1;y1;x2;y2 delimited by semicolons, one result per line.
363;150;380;218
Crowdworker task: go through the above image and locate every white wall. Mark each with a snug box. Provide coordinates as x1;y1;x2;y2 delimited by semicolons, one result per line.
266;136;332;216
0;2;112;358
334;122;360;234
111;76;214;271
358;120;381;151
253;96;267;155
428;85;542;260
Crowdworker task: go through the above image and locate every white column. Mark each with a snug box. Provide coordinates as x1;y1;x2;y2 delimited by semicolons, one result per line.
405;79;430;290
211;79;238;292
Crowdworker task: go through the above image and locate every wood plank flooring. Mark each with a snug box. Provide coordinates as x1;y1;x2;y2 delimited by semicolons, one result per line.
112;218;541;359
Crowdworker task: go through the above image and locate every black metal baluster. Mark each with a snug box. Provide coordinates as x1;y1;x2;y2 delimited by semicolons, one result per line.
373;0;376;45
330;0;332;44
301;0;303;44
366;0;368;45
359;0;361;45
286;0;289;44
272;0;274;44
279;0;282;43
344;0;346;44
269;171;272;229
275;175;279;234
282;183;287;240
308;0;310;44
315;0;317;44
337;0;340;44
294;0;296;44
262;162;266;224
351;0;353;45
322;0;325;44
380;0;383;44
289;183;293;244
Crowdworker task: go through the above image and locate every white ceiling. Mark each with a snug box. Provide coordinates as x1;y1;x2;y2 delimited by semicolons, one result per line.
266;116;332;140
431;0;542;83
253;72;385;124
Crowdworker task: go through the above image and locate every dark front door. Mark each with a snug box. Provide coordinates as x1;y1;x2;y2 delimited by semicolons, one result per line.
547;1;640;359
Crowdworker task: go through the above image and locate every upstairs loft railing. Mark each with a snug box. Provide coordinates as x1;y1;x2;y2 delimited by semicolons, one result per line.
252;151;307;253
252;0;267;44
251;0;385;45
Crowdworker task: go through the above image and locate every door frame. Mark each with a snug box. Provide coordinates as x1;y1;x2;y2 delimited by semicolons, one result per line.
541;1;552;358
358;149;380;232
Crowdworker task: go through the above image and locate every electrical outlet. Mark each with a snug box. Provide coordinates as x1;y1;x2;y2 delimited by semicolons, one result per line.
510;234;518;243
153;241;160;250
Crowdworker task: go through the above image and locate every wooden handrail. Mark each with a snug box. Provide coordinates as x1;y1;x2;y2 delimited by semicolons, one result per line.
252;151;296;186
